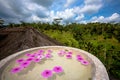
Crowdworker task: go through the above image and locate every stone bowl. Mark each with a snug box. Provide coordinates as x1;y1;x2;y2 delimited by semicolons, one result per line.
0;46;109;80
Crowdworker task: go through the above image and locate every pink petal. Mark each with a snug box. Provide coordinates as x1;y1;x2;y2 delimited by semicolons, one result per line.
41;70;53;78
25;53;31;57
67;51;73;55
77;57;84;62
45;53;52;59
53;66;63;73
26;57;34;62
33;58;41;62
11;66;23;74
66;54;72;59
81;60;89;66
16;59;24;64
20;61;31;68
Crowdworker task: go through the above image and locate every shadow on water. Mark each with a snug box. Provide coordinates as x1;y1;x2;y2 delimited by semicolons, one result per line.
48;72;65;80
57;72;65;76
48;74;56;80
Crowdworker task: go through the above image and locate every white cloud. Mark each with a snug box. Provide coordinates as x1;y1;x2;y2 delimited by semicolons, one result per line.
90;13;120;23
75;14;84;21
108;13;120;22
80;0;102;14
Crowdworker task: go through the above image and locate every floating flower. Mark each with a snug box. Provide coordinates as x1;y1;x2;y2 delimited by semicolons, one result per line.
77;57;83;62
45;53;52;59
47;50;52;53
29;54;36;58
66;54;72;59
67;51;73;55
76;54;82;58
36;53;43;56
20;61;31;68
58;52;64;56
81;60;89;66
16;58;24;64
37;55;45;59
41;70;53;78
26;57;34;62
25;53;31;57
53;66;63;73
39;50;44;54
33;58;41;62
11;66;23;74
58;50;66;56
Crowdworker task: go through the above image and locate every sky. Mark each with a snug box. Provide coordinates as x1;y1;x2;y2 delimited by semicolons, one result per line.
0;0;120;24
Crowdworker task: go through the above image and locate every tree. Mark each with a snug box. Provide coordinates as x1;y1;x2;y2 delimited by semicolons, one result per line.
0;18;4;27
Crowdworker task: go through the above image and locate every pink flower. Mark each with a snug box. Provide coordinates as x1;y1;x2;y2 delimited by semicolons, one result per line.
16;58;24;64
76;54;84;62
81;60;89;66
11;66;23;74
77;57;83;62
47;50;52;53
37;55;45;59
76;54;82;58
41;70;53;78
67;51;73;55
29;54;36;58
66;54;72;59
45;53;52;59
53;66;63;73
58;50;66;56
36;53;43;56
33;58;41;62
20;61;31;68
58;52;64;56
39;50;44;54
26;57;34;62
25;53;31;57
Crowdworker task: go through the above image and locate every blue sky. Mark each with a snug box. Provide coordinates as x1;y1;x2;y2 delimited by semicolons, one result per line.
0;0;120;24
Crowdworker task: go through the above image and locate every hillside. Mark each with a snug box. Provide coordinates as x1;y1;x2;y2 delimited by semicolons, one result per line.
0;27;63;60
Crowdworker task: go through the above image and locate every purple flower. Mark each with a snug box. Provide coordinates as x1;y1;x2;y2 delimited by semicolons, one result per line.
66;54;72;59
16;58;24;64
20;61;31;68
81;60;89;66
11;66;23;74
45;53;52;59
53;66;63;73
33;58;41;62
41;70;53;78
